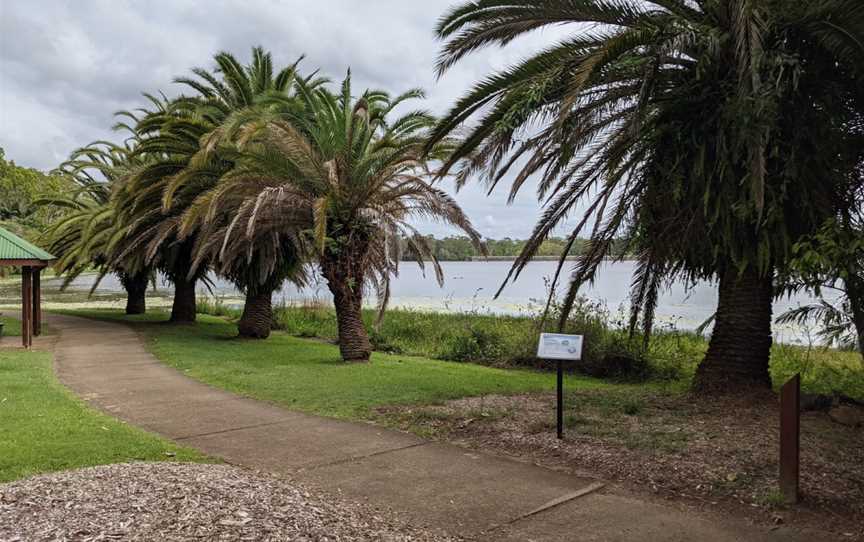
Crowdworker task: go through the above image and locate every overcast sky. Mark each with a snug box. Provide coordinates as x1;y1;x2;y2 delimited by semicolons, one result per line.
0;0;575;238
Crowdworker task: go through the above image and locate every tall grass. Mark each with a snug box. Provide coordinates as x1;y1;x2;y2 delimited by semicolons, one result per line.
269;296;698;382
195;296;236;318
771;342;864;400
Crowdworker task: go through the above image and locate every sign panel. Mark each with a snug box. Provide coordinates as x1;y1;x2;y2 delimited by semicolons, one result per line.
537;333;583;361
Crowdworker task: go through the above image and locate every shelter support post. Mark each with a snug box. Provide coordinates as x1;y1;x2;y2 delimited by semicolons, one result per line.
32;268;42;337
21;266;32;348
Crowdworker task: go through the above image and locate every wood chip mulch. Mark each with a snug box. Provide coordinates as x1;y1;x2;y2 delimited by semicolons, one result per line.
0;463;456;541
377;391;864;541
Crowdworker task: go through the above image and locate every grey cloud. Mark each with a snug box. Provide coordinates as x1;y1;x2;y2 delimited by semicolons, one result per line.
0;0;576;238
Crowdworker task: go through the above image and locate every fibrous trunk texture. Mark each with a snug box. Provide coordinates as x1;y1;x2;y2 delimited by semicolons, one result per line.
238;288;274;339
170;276;197;323
693;266;774;394
124;272;148;315
320;238;372;362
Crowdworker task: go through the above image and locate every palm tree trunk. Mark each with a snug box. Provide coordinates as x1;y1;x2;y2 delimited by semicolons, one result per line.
320;239;372;362
169;248;198;324
238;288;273;339
693;266;774;394
330;283;372;361
845;274;864;357
170;276;197;323
124;272;148;315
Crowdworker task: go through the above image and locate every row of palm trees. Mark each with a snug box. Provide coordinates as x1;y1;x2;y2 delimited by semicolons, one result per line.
43;0;864;396
44;48;482;361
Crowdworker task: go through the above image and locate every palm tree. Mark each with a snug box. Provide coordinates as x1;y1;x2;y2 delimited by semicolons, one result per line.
113;48;307;324
200;73;483;361
429;0;864;393
108;95;206;323
43;141;152;314
180;182;310;339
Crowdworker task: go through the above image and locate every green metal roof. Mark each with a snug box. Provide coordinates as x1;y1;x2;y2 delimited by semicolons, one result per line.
0;227;56;262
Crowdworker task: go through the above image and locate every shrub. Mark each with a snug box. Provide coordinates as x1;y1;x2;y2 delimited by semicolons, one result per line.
440;325;506;363
369;328;402;354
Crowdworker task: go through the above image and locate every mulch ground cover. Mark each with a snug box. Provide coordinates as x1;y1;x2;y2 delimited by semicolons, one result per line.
377;390;864;540
0;463;457;541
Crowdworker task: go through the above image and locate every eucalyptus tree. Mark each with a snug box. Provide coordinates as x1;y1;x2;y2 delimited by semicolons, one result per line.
200;74;483;361
42;141;152;314
114;47;307;324
429;0;864;393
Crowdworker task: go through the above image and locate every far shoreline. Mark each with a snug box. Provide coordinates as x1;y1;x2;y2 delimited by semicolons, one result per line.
461;256;635;262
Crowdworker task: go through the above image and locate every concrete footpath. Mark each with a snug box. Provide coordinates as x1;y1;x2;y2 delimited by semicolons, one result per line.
15;313;831;541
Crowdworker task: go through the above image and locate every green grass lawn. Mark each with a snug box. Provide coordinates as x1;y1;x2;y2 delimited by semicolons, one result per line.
0;315;53;339
60;309;655;419
55;307;864;424
0;349;207;482
0;315;21;337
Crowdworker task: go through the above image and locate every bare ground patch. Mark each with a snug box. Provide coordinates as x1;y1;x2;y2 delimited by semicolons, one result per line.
375;390;864;540
0;463;457;541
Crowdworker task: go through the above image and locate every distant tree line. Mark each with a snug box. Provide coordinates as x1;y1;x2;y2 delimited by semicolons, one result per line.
0;148;71;240
0;148;73;276
401;236;630;262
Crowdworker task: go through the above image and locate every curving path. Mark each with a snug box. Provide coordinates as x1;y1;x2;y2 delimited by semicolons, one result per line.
21;312;830;541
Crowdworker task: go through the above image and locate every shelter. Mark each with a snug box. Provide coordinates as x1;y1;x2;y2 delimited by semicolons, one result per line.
0;227;56;348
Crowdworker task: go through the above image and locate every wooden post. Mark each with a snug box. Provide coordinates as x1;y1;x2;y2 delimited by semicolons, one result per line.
556;359;564;439
21;266;32;348
780;374;800;504
32;268;42;337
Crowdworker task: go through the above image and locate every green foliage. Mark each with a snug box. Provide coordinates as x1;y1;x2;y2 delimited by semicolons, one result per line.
787;219;864;283
777;300;857;351
442;325;507;363
780;217;864;353
0;349;206;482
41;141;148;290
0;147;71;248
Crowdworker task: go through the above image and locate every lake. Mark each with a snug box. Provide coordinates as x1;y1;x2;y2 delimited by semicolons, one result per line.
26;260;835;345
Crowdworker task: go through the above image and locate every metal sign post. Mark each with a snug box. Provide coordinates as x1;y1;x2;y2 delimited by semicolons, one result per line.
537;333;584;439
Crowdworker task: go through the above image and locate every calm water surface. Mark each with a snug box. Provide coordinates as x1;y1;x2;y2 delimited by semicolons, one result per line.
37;261;836;345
